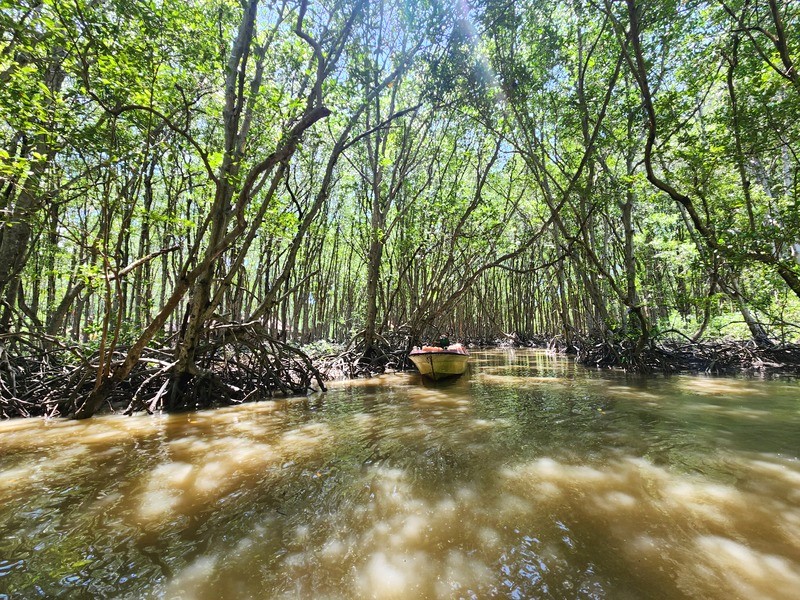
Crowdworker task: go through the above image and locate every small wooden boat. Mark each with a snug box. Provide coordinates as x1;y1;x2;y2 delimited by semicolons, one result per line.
409;344;469;380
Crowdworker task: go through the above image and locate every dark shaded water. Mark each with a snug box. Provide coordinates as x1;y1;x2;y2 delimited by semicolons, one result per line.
1;350;799;599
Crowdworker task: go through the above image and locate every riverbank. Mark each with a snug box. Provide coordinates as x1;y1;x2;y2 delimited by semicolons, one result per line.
2;334;800;419
574;338;800;376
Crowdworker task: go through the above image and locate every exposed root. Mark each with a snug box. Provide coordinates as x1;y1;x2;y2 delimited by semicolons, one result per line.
576;335;800;376
5;326;800;420
0;325;326;419
315;329;421;380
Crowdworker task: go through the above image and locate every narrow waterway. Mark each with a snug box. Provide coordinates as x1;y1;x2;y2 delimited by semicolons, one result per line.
1;350;799;599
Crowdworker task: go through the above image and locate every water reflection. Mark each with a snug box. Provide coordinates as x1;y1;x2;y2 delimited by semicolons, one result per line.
1;350;799;598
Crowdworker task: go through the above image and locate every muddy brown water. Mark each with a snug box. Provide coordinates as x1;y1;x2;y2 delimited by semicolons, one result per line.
1;350;800;599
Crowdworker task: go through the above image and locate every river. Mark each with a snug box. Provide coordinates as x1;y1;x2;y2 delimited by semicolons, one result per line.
1;349;799;599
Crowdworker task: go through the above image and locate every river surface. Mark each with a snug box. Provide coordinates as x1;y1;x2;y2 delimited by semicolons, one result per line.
1;350;800;599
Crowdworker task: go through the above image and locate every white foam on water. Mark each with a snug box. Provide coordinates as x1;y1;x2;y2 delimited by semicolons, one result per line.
163;554;219;599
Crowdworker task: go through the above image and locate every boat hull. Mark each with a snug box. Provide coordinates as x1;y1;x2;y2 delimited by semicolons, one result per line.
409;352;469;380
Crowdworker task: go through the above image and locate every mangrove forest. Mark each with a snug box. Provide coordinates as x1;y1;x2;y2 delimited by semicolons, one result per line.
3;1;800;599
1;0;799;415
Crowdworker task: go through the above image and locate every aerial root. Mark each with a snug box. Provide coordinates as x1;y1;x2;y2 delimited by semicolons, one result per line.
0;325;326;418
576;334;800;375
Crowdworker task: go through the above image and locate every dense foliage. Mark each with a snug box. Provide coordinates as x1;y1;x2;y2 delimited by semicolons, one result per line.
1;0;799;415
